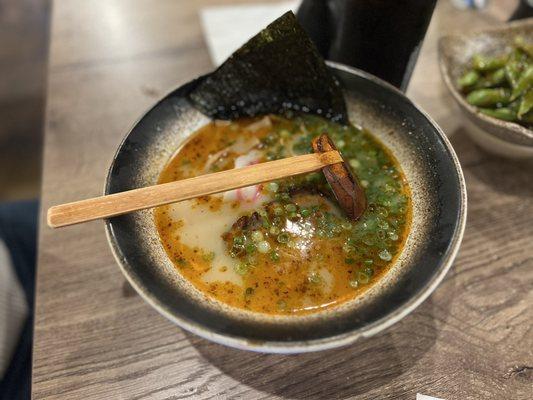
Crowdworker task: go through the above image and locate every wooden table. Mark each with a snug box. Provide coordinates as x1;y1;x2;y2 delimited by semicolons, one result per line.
34;1;532;398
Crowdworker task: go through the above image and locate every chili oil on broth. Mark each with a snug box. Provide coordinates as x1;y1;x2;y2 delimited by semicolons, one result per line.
154;115;411;315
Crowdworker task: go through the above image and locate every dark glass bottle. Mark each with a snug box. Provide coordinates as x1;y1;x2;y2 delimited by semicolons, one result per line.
297;0;437;91
509;0;533;20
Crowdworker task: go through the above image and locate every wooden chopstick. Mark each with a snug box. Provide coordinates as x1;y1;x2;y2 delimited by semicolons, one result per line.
47;150;342;228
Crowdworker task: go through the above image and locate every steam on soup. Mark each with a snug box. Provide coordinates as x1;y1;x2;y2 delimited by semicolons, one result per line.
155;115;411;315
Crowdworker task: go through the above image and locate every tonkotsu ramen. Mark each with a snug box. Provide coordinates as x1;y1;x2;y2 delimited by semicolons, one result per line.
155;114;411;315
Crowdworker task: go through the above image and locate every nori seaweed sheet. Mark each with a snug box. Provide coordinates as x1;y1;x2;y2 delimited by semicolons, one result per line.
188;12;347;123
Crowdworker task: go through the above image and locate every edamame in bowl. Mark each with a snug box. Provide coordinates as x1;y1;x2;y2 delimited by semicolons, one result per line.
439;19;533;151
458;36;533;127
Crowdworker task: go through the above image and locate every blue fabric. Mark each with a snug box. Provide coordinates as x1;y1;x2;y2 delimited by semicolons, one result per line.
0;200;38;400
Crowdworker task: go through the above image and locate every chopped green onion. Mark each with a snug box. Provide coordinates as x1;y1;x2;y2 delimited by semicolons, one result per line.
378;220;389;230
378;249;392;261
234;263;248;275
269;251;280;262
230;245;243;258
287;211;299;220
245;243;256;254
285;203;297;212
388;231;399;241
349;159;360;169
269;226;280;235
266;182;279;192
342;243;355;253
349;279;359;288
251;231;264;242
341;221;353;230
377;208;389;218
362;235;375;246
257;241;271;253
356;271;370;284
277;233;290;243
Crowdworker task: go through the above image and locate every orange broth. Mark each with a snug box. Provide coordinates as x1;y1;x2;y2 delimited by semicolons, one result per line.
155;115;411;315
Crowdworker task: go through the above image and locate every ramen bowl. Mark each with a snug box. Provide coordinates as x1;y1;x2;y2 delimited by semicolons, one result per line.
105;63;466;353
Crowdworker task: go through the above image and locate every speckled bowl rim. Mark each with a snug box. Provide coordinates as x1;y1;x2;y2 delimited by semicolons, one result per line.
438;19;533;146
104;62;467;353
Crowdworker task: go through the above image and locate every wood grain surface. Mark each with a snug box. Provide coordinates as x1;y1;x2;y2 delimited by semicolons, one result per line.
33;0;532;399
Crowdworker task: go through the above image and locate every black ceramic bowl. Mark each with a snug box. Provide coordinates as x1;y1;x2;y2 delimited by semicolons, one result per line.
105;62;466;353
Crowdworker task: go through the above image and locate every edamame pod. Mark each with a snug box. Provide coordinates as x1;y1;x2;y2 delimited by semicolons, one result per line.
479;107;517;122
457;70;479;90
511;65;533;100
471;54;507;71
505;61;522;88
508;99;521;112
520;109;533;123
466;88;511;107
518;89;533;118
480;68;507;88
514;36;533;58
